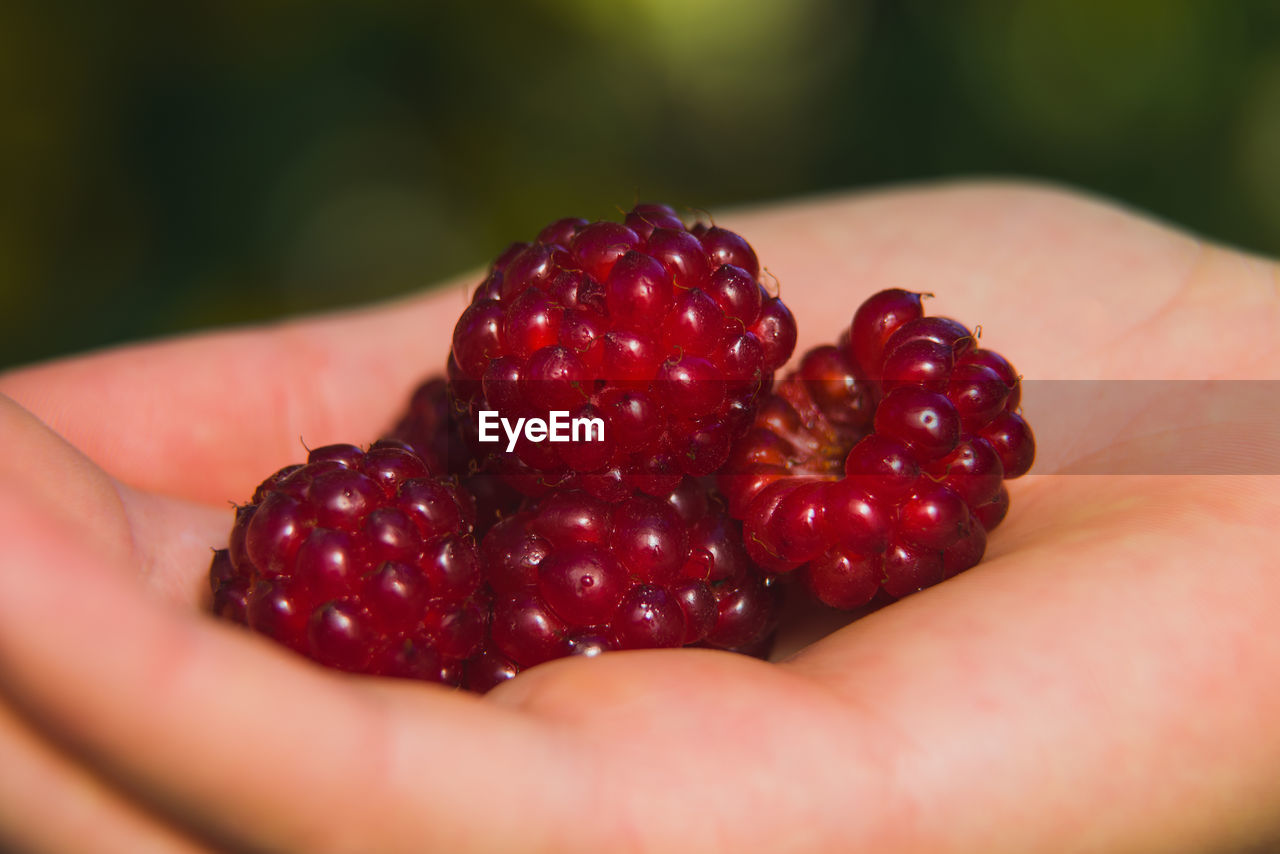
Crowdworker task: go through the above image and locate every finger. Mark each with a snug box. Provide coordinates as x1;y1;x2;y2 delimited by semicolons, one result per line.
115;485;241;607
781;474;1280;853
0;394;133;569
0;484;891;854
0;491;579;854
0;698;211;854
0;283;473;505
1;391;237;606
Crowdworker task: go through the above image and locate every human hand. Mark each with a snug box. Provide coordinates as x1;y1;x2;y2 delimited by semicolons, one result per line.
1;183;1278;853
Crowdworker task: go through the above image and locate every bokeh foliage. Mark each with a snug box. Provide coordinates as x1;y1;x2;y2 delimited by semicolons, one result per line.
2;0;1278;368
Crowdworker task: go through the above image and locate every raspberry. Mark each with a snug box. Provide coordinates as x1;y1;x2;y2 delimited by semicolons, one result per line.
448;204;796;501
468;479;781;692
208;441;486;684
719;289;1034;608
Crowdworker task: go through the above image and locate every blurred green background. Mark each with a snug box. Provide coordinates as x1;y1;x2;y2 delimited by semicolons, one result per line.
3;0;1279;369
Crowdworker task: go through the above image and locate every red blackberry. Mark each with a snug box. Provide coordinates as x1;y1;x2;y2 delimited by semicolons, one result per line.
468;479;782;692
209;441;485;684
448;204;796;501
719;289;1033;608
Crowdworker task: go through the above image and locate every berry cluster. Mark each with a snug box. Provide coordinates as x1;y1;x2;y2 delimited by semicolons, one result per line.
208;205;1033;692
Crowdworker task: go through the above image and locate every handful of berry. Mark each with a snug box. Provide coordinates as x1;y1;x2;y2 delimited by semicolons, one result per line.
208;203;1033;691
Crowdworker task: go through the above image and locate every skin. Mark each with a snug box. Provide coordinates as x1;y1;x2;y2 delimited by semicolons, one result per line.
0;182;1278;854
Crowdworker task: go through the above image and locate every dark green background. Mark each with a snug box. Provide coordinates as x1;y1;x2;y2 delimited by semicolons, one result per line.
4;0;1278;369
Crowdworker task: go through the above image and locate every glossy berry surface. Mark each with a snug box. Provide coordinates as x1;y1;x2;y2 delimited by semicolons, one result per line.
209;441;485;684
448;204;796;500
470;479;781;691
720;288;1034;608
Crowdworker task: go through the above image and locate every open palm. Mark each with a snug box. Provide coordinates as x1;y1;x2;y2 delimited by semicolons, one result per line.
2;184;1278;854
